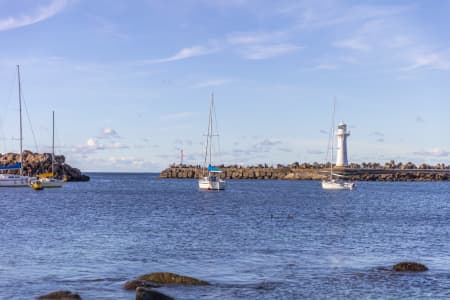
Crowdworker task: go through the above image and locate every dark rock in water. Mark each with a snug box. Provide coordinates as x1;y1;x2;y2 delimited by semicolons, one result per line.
0;151;89;182
36;290;81;299
123;279;161;290
136;287;174;300
137;272;209;285
393;262;428;272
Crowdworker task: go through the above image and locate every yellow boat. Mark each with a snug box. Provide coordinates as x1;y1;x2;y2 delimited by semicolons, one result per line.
31;180;44;190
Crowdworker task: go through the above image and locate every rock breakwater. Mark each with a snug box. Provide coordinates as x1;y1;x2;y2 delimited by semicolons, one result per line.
160;161;450;181
0;150;89;181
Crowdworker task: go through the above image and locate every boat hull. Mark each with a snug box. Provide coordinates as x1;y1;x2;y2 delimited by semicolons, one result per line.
322;180;356;190
198;177;226;190
0;175;32;187
40;178;63;188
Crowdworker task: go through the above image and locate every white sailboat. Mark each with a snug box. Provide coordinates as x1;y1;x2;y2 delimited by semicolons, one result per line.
0;65;34;187
38;111;63;188
321;100;356;190
198;93;226;190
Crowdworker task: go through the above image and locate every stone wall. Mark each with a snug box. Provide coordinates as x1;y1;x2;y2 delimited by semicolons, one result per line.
160;162;450;182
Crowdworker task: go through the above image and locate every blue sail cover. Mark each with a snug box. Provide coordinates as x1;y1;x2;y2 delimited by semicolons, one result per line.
0;162;21;170
208;164;223;173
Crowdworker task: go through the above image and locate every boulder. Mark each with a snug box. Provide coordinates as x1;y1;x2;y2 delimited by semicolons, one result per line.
136;287;173;300
36;290;81;299
393;262;428;272
123;279;161;290
136;272;209;285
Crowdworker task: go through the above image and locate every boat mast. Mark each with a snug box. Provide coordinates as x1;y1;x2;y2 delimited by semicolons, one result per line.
203;94;213;176
330;98;336;179
52;110;55;176
209;93;214;168
17;65;23;176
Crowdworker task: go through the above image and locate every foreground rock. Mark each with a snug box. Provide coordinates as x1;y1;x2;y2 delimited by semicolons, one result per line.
136;272;209;285
123;279;161;290
393;262;428;272
136;287;174;300
0;150;89;182
125;272;209;290
36;291;81;299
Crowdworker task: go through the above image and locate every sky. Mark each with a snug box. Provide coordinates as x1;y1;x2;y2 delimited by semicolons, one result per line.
0;0;450;172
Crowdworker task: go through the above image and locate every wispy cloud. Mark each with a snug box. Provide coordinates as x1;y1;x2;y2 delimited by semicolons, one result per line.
404;50;450;71
370;131;385;137
239;43;302;60
227;31;287;45
75;137;128;153
148;45;219;64
0;0;70;31
413;148;450;157
227;30;302;60
98;127;120;139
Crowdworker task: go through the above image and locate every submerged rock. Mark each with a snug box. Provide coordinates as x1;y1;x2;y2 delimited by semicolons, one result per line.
393;262;428;272
136;287;174;300
136;272;209;285
36;290;81;299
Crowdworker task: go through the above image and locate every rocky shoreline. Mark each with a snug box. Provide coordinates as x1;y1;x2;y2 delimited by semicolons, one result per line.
35;262;428;299
160;161;450;181
0;151;89;182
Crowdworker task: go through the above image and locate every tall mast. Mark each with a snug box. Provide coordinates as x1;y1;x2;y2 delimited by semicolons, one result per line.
209;93;214;167
330;98;336;178
17;65;23;176
52;110;55;176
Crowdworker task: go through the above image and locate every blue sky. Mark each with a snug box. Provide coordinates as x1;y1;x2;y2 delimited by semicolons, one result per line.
0;0;450;172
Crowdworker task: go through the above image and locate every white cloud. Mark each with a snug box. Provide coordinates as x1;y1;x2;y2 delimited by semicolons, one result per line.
149;45;218;64
75;137;128;153
227;31;286;45
413;148;450;157
0;0;70;31
100;127;120;139
405;51;450;71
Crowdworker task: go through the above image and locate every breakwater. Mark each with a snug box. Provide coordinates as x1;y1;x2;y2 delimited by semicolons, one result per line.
160;161;450;181
0;150;89;181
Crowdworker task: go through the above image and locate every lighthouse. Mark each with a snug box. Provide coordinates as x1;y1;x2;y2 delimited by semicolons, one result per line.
335;121;350;167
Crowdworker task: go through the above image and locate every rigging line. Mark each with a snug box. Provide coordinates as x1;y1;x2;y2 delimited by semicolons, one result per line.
0;72;17;151
212;95;222;165
20;85;40;153
324;98;336;172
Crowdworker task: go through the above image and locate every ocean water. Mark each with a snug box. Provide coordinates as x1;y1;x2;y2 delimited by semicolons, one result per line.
0;173;450;299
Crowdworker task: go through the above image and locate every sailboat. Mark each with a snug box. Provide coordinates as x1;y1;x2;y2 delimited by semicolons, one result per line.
198;93;226;190
37;111;63;188
321;100;356;190
0;65;34;187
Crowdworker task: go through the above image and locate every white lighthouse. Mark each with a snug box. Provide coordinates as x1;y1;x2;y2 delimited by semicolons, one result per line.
335;121;350;167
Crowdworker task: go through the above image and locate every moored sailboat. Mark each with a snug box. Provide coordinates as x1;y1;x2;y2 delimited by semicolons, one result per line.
321;100;356;190
38;111;63;188
198;94;226;190
0;65;34;187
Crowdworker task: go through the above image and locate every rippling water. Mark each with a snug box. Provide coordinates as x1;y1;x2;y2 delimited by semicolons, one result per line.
1;173;449;299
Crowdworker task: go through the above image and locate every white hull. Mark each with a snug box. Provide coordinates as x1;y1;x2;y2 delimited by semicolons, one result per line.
322;179;356;190
198;177;226;190
40;178;63;188
0;175;32;187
